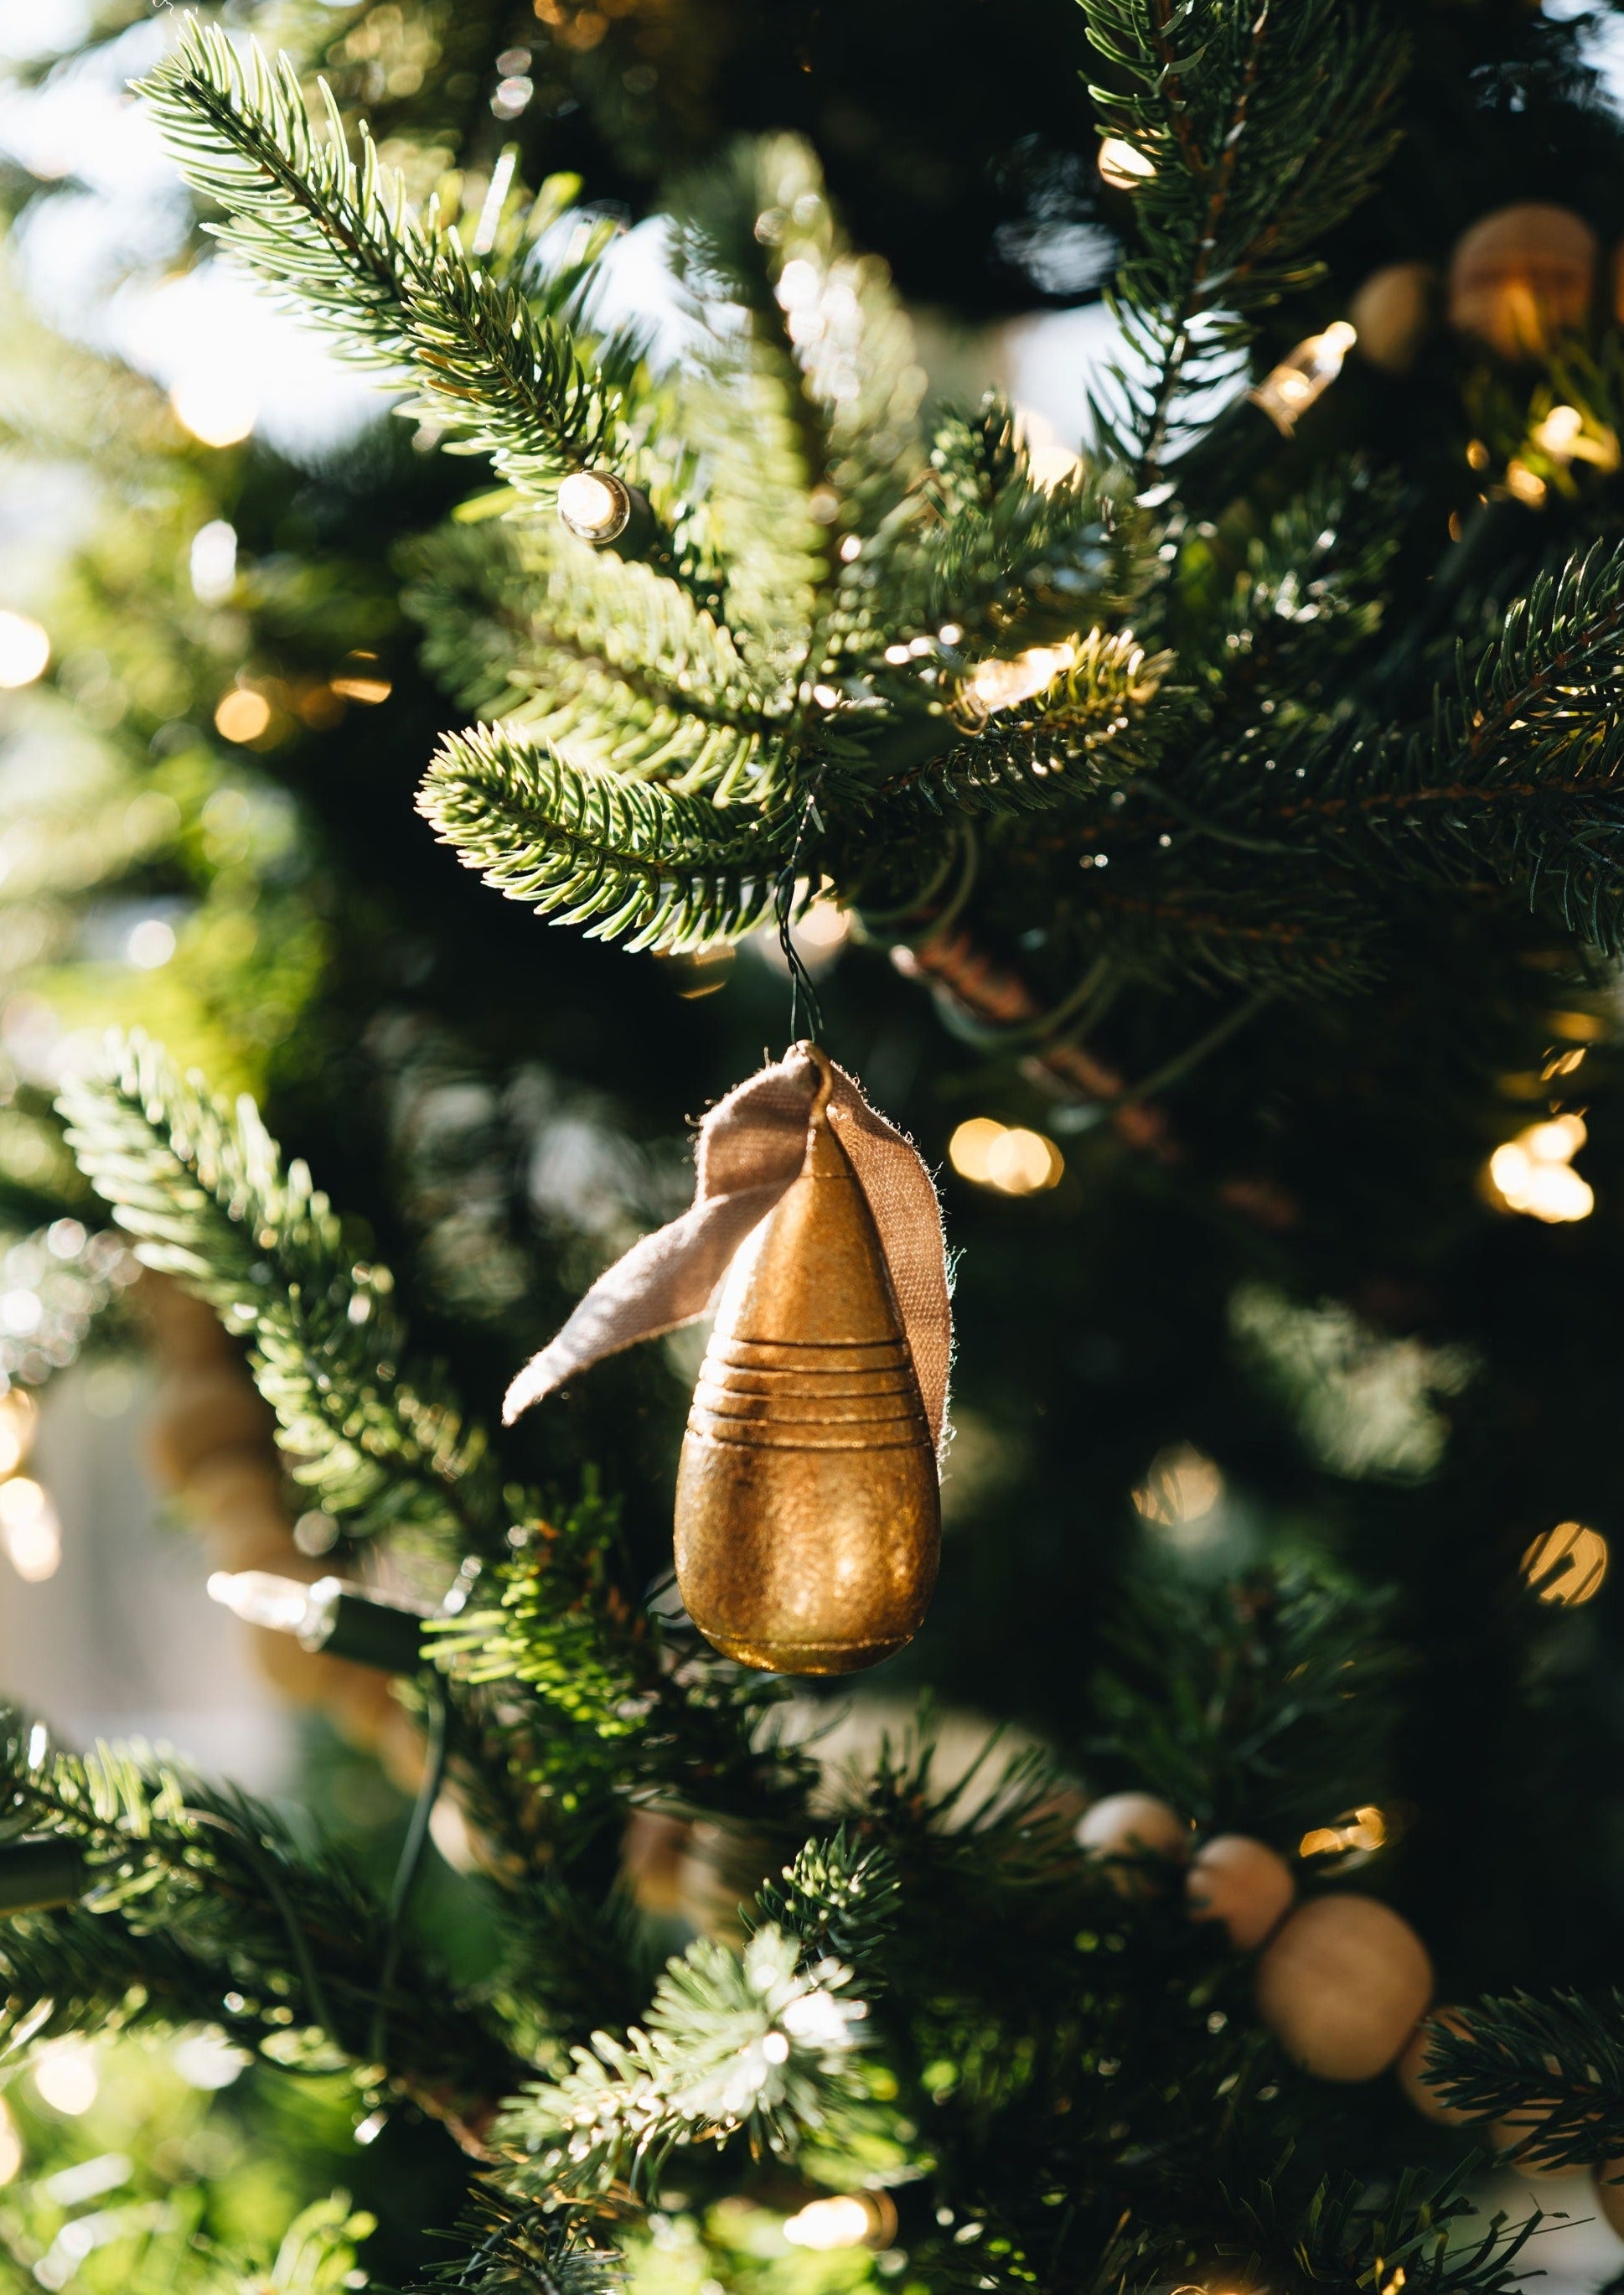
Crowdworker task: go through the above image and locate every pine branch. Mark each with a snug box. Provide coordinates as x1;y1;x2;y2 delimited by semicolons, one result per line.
429;1518;819;1823
1218;2158;1549;2295
0;1708;516;2124
407;2188;621;2295
137;24;635;496
1092;1569;1403;1835
496;1839;892;2200
903;404;1149;651
747;1826;903;1975
669;133;924;667
408;521;783;800
1083;0;1406;472
1421;1991;1624;2170
58;1030;523;1553
911;629;1174;811
417;725;794;951
427;1482;645;1743
1234;541;1624;947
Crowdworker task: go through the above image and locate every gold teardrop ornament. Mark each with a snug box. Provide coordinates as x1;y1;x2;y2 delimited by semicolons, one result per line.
674;1049;940;1674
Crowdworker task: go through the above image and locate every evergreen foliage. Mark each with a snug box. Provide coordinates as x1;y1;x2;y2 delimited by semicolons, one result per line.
13;0;1624;2289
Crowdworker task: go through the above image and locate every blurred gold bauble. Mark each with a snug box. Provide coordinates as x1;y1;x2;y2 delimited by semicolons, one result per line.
1186;1833;1296;1949
1255;1894;1433;2080
673;1048;939;1674
1350;262;1439;374
1398;2007;1481;2125
1448;203;1596;358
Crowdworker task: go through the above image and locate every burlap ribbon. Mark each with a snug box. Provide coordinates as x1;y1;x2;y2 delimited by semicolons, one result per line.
503;1045;953;1458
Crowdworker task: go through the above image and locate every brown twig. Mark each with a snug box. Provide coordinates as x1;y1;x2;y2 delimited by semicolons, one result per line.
890;927;1177;1157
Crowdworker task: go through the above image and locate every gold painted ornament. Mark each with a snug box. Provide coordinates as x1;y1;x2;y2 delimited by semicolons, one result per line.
674;1053;938;1671
504;1043;952;1676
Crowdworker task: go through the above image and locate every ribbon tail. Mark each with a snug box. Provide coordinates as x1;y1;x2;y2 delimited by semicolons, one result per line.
502;1182;789;1423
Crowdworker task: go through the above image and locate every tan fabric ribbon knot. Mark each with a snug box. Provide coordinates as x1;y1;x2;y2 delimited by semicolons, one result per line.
503;1044;953;1459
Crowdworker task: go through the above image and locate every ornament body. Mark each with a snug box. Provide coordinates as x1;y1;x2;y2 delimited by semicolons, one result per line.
1186;1834;1295;1949
1350;262;1438;373
1076;1791;1187;1889
1448;203;1596;358
674;1060;939;1673
1398;2007;1481;2125
1255;1894;1432;2080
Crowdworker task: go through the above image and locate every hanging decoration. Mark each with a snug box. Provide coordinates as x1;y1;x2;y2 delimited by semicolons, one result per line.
504;1042;951;1675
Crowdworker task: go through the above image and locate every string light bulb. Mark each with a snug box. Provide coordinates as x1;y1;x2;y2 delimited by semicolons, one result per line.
208;1570;428;1671
1250;321;1358;435
959;642;1076;718
557;469;633;543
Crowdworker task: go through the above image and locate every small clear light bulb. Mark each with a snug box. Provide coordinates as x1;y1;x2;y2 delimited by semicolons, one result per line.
207;1571;427;1671
1250;321;1358;435
557;470;633;543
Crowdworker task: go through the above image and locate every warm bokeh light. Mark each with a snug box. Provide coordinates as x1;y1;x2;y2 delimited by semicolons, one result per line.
1522;1519;1609;1606
189;518;238;604
1132;1443;1223;1531
172;2031;249;2090
753;894;851;977
0;1476;61;1583
960;641;1076;718
0;610;50;690
170;370;257;447
1098;136;1156;189
1486;1112;1593;1222
1504;458;1548;510
782;2197;873;2251
0;1389;38;1479
1250;322;1358;435
782;2192;896;2249
330;651;392;703
948;1117;1063;1195
32;2042;98;2116
126;918;176;971
0;2100;20;2185
1016;406;1086;492
796;902;851;955
214;687;273;744
1300;1805;1389;1859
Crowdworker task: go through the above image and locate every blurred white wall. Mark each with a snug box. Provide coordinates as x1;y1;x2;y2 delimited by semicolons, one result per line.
0;1365;293;1790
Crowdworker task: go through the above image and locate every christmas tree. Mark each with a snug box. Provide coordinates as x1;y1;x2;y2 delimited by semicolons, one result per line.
7;0;1624;2287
